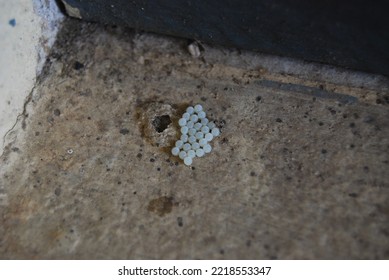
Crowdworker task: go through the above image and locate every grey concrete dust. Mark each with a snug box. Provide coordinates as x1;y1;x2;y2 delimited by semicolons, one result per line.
0;20;389;259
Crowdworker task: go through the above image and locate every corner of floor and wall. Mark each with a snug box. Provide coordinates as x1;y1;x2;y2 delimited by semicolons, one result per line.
0;0;63;156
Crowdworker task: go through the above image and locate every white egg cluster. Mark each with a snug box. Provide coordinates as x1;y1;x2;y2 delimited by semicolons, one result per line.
171;104;220;166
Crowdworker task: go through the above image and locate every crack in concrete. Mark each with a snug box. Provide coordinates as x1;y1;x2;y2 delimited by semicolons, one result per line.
1;84;36;159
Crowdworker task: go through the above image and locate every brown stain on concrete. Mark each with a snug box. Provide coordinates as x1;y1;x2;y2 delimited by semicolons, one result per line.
147;196;174;216
47;228;64;245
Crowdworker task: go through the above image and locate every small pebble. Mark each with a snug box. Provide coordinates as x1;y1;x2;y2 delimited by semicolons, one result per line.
201;118;209;125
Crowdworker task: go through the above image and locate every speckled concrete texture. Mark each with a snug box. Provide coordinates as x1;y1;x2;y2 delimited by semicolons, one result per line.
0;20;388;259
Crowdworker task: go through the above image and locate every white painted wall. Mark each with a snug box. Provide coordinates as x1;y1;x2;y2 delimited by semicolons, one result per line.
0;0;63;155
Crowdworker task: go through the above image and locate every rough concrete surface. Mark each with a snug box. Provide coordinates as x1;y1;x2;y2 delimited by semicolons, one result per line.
0;19;388;259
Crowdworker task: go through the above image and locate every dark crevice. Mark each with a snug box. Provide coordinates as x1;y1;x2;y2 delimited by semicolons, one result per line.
152;115;171;133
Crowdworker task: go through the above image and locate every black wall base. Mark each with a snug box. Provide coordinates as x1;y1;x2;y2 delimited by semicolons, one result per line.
62;0;389;76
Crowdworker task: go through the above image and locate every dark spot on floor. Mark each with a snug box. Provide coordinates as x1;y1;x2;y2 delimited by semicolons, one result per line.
177;217;183;227
363;116;375;123
318;122;324;126
120;128;129;135
349;193;358;198
250;171;256;176
136;153;142;159
376;99;382;104
157;167;161;171
8;19;16;27
147;196;174;216
219;249;225;255
246;240;251;247
328;107;336;115
152;115;171;133
150;158;155;162
321;149;327;154
256;96;262;102
201;97;207;102
276;118;282;123
215;119;226;128
53;109;61;116
54;188;61;196
74;61;84;70
349;122;355;128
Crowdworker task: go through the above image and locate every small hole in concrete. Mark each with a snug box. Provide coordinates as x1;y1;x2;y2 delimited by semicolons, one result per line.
152;115;171;133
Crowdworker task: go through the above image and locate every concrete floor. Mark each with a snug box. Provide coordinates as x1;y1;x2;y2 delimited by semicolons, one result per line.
0;19;388;259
